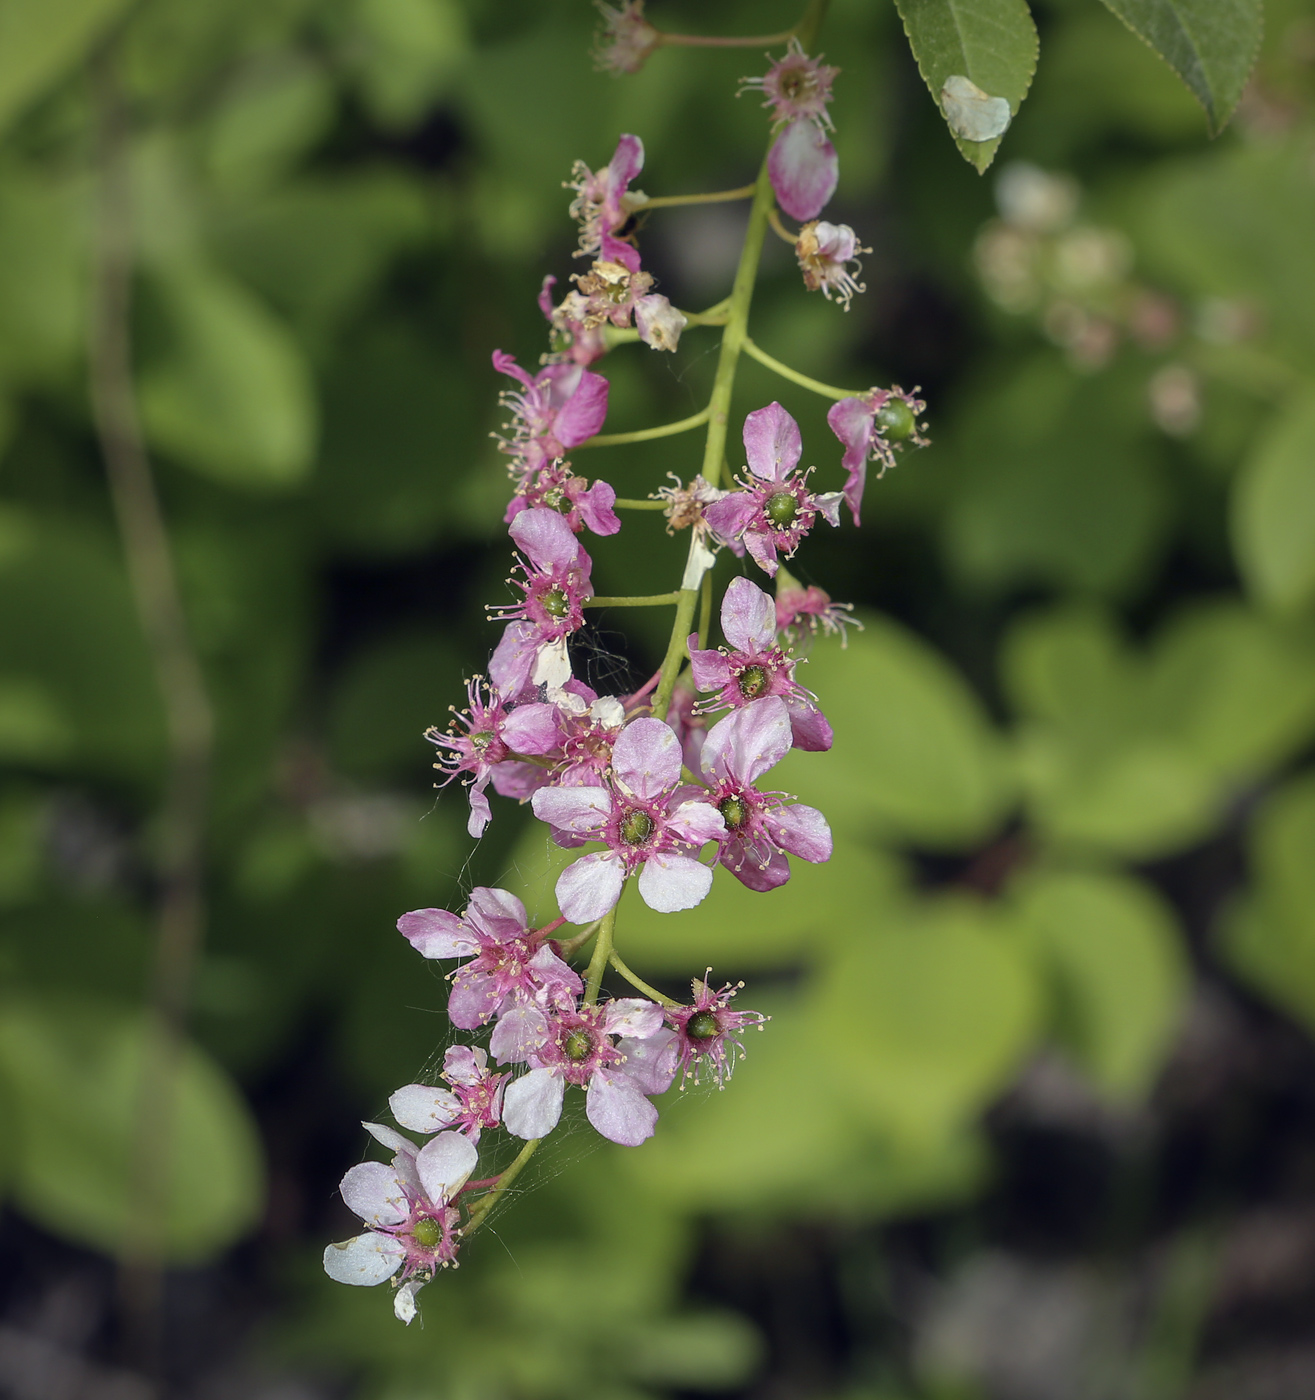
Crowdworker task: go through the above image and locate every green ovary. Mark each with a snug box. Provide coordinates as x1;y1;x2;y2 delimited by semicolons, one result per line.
620;808;654;845
542;587;570;618
686;1011;720;1040
765;491;798;528
564;1029;593;1061
411;1217;441;1248
718;794;748;829
875;397;915;441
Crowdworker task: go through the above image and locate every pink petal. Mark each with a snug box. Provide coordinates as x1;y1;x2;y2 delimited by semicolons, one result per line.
768;119;838;221
769;801;833;863
442;1045;488;1085
703;492;758;544
531;784;612;835
502;702;562;755
723;839;792;891
743;402;802;482
555;851;625;923
702;698;792;784
466;776;492;838
603;997;664;1040
666;799;727;847
827;396;872;475
415;1131;478;1202
489;621;538;697
527;943;584;998
465;886;529;939
397;908;476;960
815;492;844;529
783;694;834;752
612;717;681;799
616;1027;678;1096
491;349;533;390
608;133;645;195
637;851;714;913
503;1066;565;1139
586;1068;659;1146
510;507;583;572
489;1006;549;1063
578;478;621;536
554;370;610;446
688;643;733;694
720;575;777;652
448;966;502;1029
743;528;781;577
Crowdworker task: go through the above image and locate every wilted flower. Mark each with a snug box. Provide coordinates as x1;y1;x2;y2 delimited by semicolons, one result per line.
593;1;662;75
741;39;838;130
492;351;609;479
506;460;620;537
826;386;928;525
774;576;859;648
635;293;687;351
795;220;868;309
567;133;647;257
666;975;768;1087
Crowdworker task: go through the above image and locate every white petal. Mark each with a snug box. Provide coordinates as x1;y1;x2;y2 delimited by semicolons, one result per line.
361;1121;414;1156
638;853;714;913
340;1161;409;1227
416;1131;478;1202
603;997;664;1040
389;1084;461;1135
489;1006;549;1063
555;851;624;923
502;1067;565;1139
394;1278;425;1324
323;1232;405;1286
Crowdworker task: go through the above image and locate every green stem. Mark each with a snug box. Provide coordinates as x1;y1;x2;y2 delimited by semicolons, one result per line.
613;498;669;511
639;187;755;210
700;158;776;488
657;29;794;49
609;950;678;1007
652;579;700;721
581;406;710;448
586;591;682;608
556;920;601;959
583;904;618;1005
767;207;797;246
463;1138;540;1235
742;336;858;400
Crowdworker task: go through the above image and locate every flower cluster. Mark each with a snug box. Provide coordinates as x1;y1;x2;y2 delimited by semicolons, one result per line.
326;15;930;1326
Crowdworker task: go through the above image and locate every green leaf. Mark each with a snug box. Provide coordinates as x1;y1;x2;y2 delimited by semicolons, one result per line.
893;0;1039;172
0;995;264;1261
1232;390;1315;613
772;612;1014;849
0;0;135;136
1012;871;1188;1099
140;261;317;490
1093;0;1261;135
1220;774;1315;1034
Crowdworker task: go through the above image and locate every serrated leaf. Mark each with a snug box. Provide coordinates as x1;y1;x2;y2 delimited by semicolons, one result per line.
893;0;1039;172
1012;871;1188;1099
1094;0;1261;135
1232;390;1315;613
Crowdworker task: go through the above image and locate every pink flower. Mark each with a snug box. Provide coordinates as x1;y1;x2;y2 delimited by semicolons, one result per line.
567;135;646;258
593;1;661;75
489;508;596;693
567;236;655;330
768;119;838;222
795;220;868;310
775;580;859;649
700;698;833;890
492;351;609;479
426;677;561;836
666;976;768;1088
389;1046;506;1144
703;403;842;578
540;275;608;366
505;461;620;537
687;575;833;750
530;717;725;923
491;996;678;1145
398;886;582;1029
742;38;838;130
323;1126;476;1323
826;386;928;525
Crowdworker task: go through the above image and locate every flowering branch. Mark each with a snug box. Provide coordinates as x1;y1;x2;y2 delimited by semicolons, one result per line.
637;184;756;208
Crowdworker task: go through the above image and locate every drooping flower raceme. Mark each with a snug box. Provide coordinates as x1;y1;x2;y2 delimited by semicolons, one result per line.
531;717;725;922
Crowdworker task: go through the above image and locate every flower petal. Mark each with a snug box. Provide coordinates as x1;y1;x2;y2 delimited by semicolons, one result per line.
637;851;715;913
509;507;583;572
502;1066;565;1139
612;716;681;799
603;997;664;1040
742;401;802;481
361;1120;414;1156
555;851;625;923
687;643;733;694
531;784;612;836
702;697;793;785
489;1006;549;1063
743;528;781;577
397;908;476;960
724;839;792;891
501;702;562;755
768;119;838;221
442;1045;489;1085
323;1232;405;1287
586;1069;659;1146
394;1278;424;1324
666;799;726;847
617;1027;679;1096
416;1130;478;1202
389;1084;461;1135
703;491;758;544
340;1161;409;1227
553;369;610;446
769;801;833;863
783;694;834;752
720;576;777;652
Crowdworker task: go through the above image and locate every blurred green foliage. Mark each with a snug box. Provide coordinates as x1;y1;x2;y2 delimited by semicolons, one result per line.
0;0;1314;1395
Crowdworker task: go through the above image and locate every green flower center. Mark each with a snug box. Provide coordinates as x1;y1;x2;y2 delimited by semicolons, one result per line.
564;1028;594;1061
620;808;654;846
543;587;570;618
718;795;749;830
737;665;769;700
875;398;916;442
686;1011;721;1041
543;486;569;513
765;490;798;529
411;1216;441;1248
471;730;494;750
